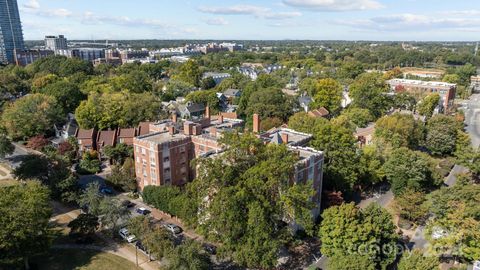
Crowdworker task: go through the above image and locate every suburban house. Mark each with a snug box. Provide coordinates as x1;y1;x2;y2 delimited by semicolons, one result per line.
354;123;376;147
53;113;78;146
96;130;117;155
176;102;206;119
117;128;136;145
75;128;97;153
223;89;242;104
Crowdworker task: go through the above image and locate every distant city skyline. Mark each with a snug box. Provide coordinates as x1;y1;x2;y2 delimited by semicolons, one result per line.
1;0;25;64
17;0;480;41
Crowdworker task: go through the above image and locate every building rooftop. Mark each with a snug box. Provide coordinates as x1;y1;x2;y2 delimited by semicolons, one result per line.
118;128;136;138
136;131;189;144
289;146;324;161
387;79;456;88
260;128;312;147
76;128;95;139
97;130;116;148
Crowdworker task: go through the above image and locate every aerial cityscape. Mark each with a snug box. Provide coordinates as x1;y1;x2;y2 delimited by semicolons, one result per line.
1;0;480;270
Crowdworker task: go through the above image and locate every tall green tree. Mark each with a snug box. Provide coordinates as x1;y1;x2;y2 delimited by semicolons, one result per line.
319;203;398;269
418;93;440;118
191;132;315;269
165;240;210;270
2;94;61;140
173;60;201;87
0;181;52;269
311;122;360;190
0;134;14;158
375;113;424;149
311;78;343;114
349;72;391;118
397;249;439;270
40;80;85;114
425;114;460;156
383;148;433;196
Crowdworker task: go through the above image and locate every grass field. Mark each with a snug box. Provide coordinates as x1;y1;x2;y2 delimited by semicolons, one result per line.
32;249;142;270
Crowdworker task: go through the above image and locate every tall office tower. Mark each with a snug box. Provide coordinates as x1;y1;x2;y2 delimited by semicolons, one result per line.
0;0;25;64
45;35;67;50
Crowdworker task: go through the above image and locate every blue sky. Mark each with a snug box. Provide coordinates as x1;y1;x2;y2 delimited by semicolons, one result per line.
18;0;480;41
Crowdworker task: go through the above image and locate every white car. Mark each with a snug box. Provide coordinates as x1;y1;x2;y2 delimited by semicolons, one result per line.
119;228;136;243
162;223;182;234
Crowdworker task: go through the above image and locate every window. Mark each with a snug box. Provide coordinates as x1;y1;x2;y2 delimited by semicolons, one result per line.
136;156;140;163
142;168;147;177
163;157;170;163
141;148;146;155
135;146;139;153
179;146;185;153
120;138;124;143
164;168;170;174
180;166;187;174
150;156;156;164
78;139;82;144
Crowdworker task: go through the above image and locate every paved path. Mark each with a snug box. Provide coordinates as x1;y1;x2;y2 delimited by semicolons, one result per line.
444;164;468;187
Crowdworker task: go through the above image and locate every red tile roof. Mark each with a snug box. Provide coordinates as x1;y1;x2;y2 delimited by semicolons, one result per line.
308;107;330;118
118;128;136;138
76;128;96;139
96;130;116;148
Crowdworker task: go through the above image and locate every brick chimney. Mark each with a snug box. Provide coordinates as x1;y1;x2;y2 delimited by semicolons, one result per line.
281;133;289;144
168;126;175;135
172;113;177;123
205;106;210;119
253;113;260;133
218;114;224;124
183;122;192;136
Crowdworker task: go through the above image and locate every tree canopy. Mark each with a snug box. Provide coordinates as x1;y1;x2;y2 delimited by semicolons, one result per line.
2;94;61;140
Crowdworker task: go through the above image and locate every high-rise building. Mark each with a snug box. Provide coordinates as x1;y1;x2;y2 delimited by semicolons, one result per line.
44;35;67;50
0;0;25;64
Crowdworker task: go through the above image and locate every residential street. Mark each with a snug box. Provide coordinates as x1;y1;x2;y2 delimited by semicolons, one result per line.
463;92;480;148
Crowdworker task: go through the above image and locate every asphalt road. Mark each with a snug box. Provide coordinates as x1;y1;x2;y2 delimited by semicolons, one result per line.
464;92;480;148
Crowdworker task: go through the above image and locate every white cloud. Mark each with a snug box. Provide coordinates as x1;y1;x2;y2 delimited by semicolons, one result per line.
204;17;229;26
82;11;168;28
44;8;72;17
283;0;384;11
334;13;480;32
198;5;268;15
198;4;302;20
264;11;302;20
23;0;40;10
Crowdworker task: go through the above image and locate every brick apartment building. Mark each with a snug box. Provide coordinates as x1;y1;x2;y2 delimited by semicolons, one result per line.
387;79;456;112
133;111;325;218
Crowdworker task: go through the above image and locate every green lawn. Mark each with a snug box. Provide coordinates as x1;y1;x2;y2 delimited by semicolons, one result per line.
32;249;142;270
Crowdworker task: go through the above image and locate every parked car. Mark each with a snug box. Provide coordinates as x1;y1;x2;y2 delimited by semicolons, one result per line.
118;228;136;243
162;223;182;234
136;207;151;215
121;200;135;208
